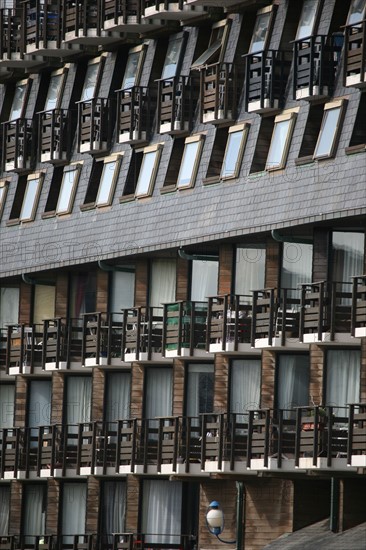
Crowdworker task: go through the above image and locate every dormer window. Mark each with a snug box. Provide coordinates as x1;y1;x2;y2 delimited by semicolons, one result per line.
295;0;320;40
347;0;366;25
161;34;185;79
249;6;274;54
9;79;30;121
43;68;68;111
80;57;104;102
192;20;230;69
313;99;347;159
121;45;146;89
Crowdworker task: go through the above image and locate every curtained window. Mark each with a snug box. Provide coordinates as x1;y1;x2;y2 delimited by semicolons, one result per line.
66;377;92;438
281;242;313;297
101;481;126;540
0;384;15;428
105;372;131;422
69;273;97;319
277;355;309;415
145;368;172;419
110;270;135;312
0;287;19;327
190;260;218;302
22;484;46;542
332;231;364;285
28;380;52;428
149;260;176;310
230;359;261;422
235;245;265;301
0;486;10;535
186;364;214;419
33;285;55;325
62;483;87;543
142;480;182;544
326;349;360;414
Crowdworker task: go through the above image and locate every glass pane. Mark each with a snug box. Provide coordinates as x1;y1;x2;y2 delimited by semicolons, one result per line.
266;119;292;169
142;480;182;545
221;130;243;178
135;151;158;196
191;260;218;302
44;73;63;111
0;287;19;327
28;381;52;428
62;483;86;539
326;350;360;412
347;0;366;25
177;141;200;188
0;486;10;535
0;187;6;211
81;62;99;101
277;355;309;411
10;83;26;120
161;37;183;79
110;269;135;311
281;242;313;295
314;107;341;158
20;178;40;220
192;40;222;68
57;168;78;213
0;384;15;428
230;359;261;421
96;161;117;205
296;0;318;40
249;11;271;53
22;485;46;539
145;368;172;418
149;259;176;308
235;245;266;300
186;364;214;417
122;51;140;89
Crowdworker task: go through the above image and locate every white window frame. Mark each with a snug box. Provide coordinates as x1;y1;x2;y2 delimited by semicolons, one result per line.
220;123;250;180
79;55;106;103
176;135;205;190
135;144;163;198
19;172;44;222
265;111;298;171
313;99;347;160
56;163;82;215
95;154;122;207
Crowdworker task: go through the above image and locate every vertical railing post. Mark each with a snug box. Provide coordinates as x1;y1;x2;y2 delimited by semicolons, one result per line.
351;276;358;337
318;282;324;342
347;404;354;465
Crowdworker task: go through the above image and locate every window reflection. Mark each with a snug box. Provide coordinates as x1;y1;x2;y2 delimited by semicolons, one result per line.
9;83;27;120
249;10;271;53
296;0;318;40
81;62;99;101
161;36;184;79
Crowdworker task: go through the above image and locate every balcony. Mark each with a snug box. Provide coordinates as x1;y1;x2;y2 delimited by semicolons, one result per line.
344;20;366;88
142;0;205;22
0;428;21;479
157;76;195;135
0;9;24;69
62;0;118;46
162;301;208;358
2;118;36;172
24;0;67;58
206;294;252;353
39;108;76;163
42;318;82;370
5;324;43;375
77;98;114;154
102;0;161;33
347;404;366;467
251;288;303;349
122;307;164;361
244;49;291;113
116;87;151;144
81;312;125;367
293;35;342;100
200;62;237;124
299;281;354;343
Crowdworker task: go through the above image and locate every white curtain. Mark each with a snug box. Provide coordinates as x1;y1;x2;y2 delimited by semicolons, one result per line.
186;364;214;418
0;288;19;327
62;483;87;542
230;359;261;422
332;232;364;284
110;270;135;312
28;381;52;428
190;260;218;302
23;484;46;541
277;355;309;413
33;285;55;325
281;242;313;294
102;481;126;539
105;372;131;421
0;384;15;428
66;377;92;425
235;245;266;302
326;350;360;413
145;368;172;418
142;480;182;544
149;260;176;309
0;486;10;535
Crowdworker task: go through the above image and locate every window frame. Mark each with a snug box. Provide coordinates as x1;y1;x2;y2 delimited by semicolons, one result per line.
19;172;44;223
248;5;276;54
176;135;205;190
56;163;82;216
120;45;146;90
41;66;69;113
8;78;32;121
313;99;347;160
347;0;366;25
192;20;231;69
161;33;187;80
265;111;298;171
134;144;163;198
95;155;122;207
0;180;9;221
79;55;106;103
220;122;250;180
295;0;323;40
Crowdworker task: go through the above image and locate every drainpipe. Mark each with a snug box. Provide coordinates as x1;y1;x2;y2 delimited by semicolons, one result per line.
178;248;219;262
97;260;135;273
21;274;55;285
236;481;244;550
330;477;340;532
271;229;312;245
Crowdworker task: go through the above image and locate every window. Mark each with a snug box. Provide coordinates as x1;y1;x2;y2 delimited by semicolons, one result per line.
250;116;275;173
347;0;366;25
142;480;182;545
249;6;274;54
0;384;15;428
346;92;366;153
161;34;185;79
265;112;297;170
8;79;30;121
8;173;44;224
186;363;214;418
149;259;176;309
162;138;185;191
313;100;347;159
62;483;87;543
0;180;9;220
55;164;81;215
122;145;163;200
326;349;360;412
144;367;173;419
220;123;250;179
28;380;52;431
80;57;104;102
66;376;92;425
121;45;145;89
230;359;261;421
109;269;135;311
33;284;56;325
0;288;19;328
204;127;229;183
22;484;46;542
105;372;131;422
277;355;309;415
83;156;121;208
176;135;204;189
235;244;266;300
101;481;126;540
192;20;230;69
43;68;67;111
332;232;364;299
0;486;10;536
69;272;97;318
295;0;320;40
191;259;218;302
281;242;313;293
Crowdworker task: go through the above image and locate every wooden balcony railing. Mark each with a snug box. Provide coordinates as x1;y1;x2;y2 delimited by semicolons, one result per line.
206;294;252;352
116;86;151;144
162;301;207;357
0;428;22;478
0;328;7;370
157;76;195;134
2;118;36;172
200;62;237;124
77;98;114;154
6;324;43;374
251;288;276;346
38;108;76;163
344;20;366;87
244;49;292;112
102;0;142;27
0;8;24;62
122;307;163;361
351;275;366;337
347;403;366;467
299;281;352;342
63;0;101;38
24;0;62;52
293;35;342;100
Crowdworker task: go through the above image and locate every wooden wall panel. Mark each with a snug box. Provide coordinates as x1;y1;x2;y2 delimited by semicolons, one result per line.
96;270;109;312
360;338;366;402
55;273;68;318
199;480;237;549
19;282;32;324
8;481;22;536
265;239;280;289
173;359;185;417
261;350;275;408
218;244;233;295
86;477;100;533
214;355;229;412
92;368;105;421
130;364;144;418
46;479;60;534
14;376;27;427
134;260;149;307
176;257;189;302
51;372;65;424
244;479;294;549
313;229;329;282
309;344;324;406
125;475;140;532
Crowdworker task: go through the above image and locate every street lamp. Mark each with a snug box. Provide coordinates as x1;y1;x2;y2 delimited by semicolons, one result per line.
206;501;237;545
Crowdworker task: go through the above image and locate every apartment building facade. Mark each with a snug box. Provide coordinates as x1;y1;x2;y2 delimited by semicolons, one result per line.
0;0;366;548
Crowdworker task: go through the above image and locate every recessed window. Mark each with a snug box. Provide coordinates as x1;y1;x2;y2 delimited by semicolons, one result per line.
8;173;44;223
265;112;297;170
176;136;204;189
204;127;229;183
83;156;122;209
43;69;67;111
347;92;366;153
249;6;274;54
135;147;162;197
80;57;104;102
56;165;81;214
220;123;250;179
0;181;9;220
8;79;31;121
313;100;347;159
121;45;146;89
347;0;366;25
161;34;185;79
192;20;230;69
295;0;320;40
